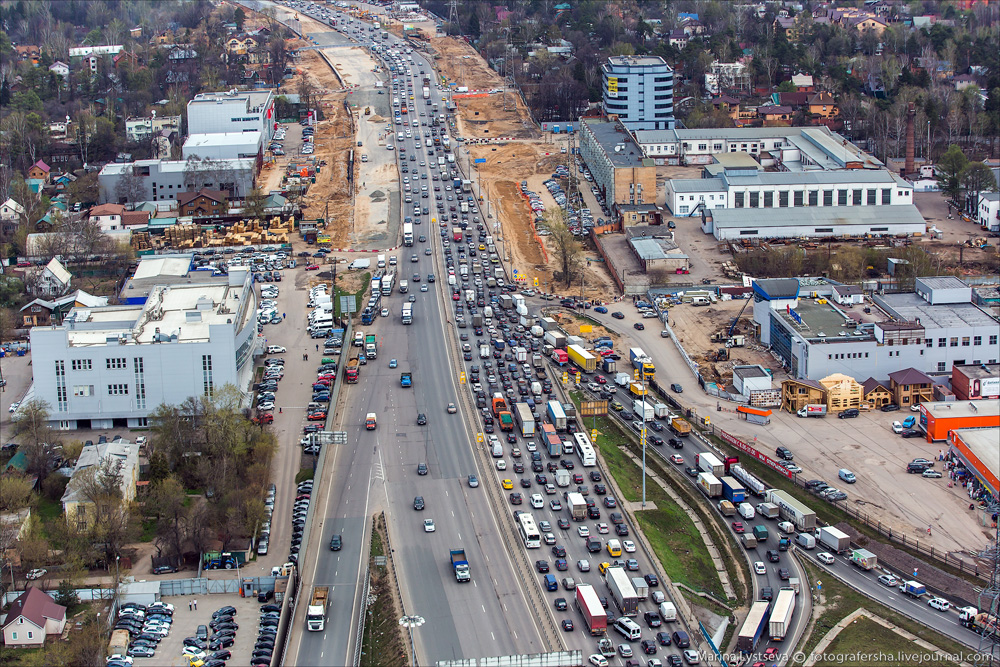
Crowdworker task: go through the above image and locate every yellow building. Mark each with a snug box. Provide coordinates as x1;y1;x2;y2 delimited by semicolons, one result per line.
819;373;864;411
61;441;139;531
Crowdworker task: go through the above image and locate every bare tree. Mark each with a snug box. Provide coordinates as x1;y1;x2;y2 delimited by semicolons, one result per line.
545;210;582;287
114;164;147;205
76;456;140;567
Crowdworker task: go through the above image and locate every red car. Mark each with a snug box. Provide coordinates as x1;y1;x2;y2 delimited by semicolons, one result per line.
452;292;460;300
596;376;607;384
731;521;745;533
305;264;320;271
307;412;327;421
253;413;274;424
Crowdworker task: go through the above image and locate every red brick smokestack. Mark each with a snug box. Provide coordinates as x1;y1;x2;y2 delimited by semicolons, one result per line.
905;102;915;176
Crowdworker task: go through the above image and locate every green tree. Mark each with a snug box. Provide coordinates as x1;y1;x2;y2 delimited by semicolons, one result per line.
777;80;797;93
936;144;968;201
54;579;81;611
145;475;189;566
960;162;998;214
234;7;246;30
546;210;582;287
0;473;34;511
10;399;58;479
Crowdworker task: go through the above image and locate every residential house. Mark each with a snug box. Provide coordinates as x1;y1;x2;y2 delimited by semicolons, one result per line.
774;16;799;40
1;588;67;647
711;95;741;120
861;377;892;409
831;8;887;34
167;45;198;62
27;160;51;184
819;373;864;411
89;203;127;232
953;74;978;91
888;368;935;407
19;290;109;327
152;30;174;45
0;508;32;566
760;105;794;126
14;45;41;65
791;74;814;91
61;441;140;531
48;61;69;80
122;210;152;228
178;189;229;217
32;258;73;297
113;50;140;69
780;378;827;413
1;198;26;226
978;192;999;232
807;92;838;119
667;30;689;49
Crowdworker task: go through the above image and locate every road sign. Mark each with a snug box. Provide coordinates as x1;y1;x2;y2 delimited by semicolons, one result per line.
340;295;357;314
574;375;581;386
591;429;598;443
579;325;592;333
476;432;484;443
474;158;486;164
331;431;348;445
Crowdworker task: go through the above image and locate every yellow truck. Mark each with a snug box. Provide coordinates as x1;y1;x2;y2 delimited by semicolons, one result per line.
669;416;692;437
629;382;647;397
567;344;597;373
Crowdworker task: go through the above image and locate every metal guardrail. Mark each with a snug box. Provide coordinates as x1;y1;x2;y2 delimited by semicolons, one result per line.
353;563;370;666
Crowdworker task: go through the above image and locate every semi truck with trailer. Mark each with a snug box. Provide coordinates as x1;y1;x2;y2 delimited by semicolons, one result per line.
547;400;567;431
736;600;771;653
307;586;330;631
541;423;562;457
769;589;796;641
514;403;535;437
765;489;817;531
606;567;639;616
567;344;597;372
450;549;471;582
730;464;768;497
576;584;608;635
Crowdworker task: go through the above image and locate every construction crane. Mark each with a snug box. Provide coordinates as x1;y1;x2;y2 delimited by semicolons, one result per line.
728;297;752;337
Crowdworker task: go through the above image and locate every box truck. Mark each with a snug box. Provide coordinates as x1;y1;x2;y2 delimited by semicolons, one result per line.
576;584;608;635
769;589;795;641
606;567;639;616
815;526;851;553
796;404;827;418
696;452;725;476
719;476;746;504
632;400;655;421
514;403;535;437
697;473;722;498
850;548;877;571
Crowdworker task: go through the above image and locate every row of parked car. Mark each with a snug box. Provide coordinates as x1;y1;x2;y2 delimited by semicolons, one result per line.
179;606;241;665
252;601;283;666
112;601;176;661
286;479;314;566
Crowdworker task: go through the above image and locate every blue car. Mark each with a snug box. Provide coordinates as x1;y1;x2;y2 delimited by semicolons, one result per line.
594;306;608;314
389;359;398;368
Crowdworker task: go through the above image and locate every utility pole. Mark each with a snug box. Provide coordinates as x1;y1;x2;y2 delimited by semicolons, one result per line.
447;0;460;36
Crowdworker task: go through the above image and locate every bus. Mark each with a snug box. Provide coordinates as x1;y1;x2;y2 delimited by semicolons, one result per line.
517;512;541;549
574;432;596;467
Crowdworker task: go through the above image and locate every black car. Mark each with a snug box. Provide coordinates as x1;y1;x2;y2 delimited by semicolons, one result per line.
413;496;425;510
640;639;658;654
633;322;644;330
417;462;428;475
417;413;427;425
656;631;672;646
880;404;900;412
554;597;567;611
261;604;281;613
536;560;550;573
615;524;629;536
551;545;567;557
901;429;923;438
645;573;659;586
330;534;342;551
766;550;781;562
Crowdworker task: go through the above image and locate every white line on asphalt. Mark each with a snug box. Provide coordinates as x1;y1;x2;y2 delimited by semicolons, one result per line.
482;605;486;613
491;632;495;641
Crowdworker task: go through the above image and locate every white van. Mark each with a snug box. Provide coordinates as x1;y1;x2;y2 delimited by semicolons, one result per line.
658;601;677;622
738;502;755;520
354;332;365;347
480;344;490;359
311;315;333;328
399;280;408;293
691;296;710;306
613;617;642;641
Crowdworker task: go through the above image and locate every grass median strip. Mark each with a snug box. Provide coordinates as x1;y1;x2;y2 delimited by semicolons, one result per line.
580;404;727;599
360;514;406;667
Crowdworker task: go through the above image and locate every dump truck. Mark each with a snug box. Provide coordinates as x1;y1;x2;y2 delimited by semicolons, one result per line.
567;492;587;521
307;586;330;631
899;580;926;598
850;548;877;571
697;472;722;498
514;403;535;437
737;600;771;653
576;584;608;635
606;567;639;616
719;476;746;504
400;372;412;388
492;393;514;431
450;549;471;582
815;526;850;553
345;357;360;383
669;416;692;437
365;334;377;359
770;589;795;641
567;344;597;373
796;404;827;418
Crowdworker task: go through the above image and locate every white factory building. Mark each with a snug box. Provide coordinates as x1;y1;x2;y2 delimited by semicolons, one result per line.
28;268;259;430
186;89;275;143
182;131;263;162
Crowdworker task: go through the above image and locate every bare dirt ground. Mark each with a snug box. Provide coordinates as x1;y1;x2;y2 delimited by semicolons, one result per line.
469;142;617;298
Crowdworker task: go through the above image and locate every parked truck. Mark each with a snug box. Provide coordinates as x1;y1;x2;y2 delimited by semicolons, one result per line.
567;492;587;521
108;629;130;659
567;344;597;373
606;567;639;616
731;464;768;497
547;400;567;431
697;472;722;498
514;403;535;437
719;476;746;504
307;586;330;631
628;347;655;376
796;404;828;418
850;548;877;571
669;416;692;437
364;334;377;359
576;584;608;635
769;589;796;641
696;452;724;476
765;489;817;531
450;549;471;582
345;358;360;383
632;400;655;421
815;526;851;553
899;580;926;598
737;600;771;653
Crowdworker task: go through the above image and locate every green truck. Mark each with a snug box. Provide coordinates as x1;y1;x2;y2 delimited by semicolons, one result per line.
752;525;769;543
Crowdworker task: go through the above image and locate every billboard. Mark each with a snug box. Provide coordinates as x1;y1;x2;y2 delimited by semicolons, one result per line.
580;400;608;416
606;77;618;98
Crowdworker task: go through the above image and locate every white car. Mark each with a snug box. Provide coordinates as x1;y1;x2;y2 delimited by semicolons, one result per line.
588;656;609;667
928;597;951;611
753;561;766;575
423;519;436;532
530;494;544;509
891;420;904;433
25;568;46;580
381;308;389;317
596;523;609;534
817;552;835;564
622;540;636;553
496;460;507;470
8;401;19;413
577;526;590;538
683;649;700;664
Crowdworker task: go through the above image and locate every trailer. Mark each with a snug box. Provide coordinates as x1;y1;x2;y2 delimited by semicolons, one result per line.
566;344;596;373
765;489;817;531
696;452;724;476
547;400;567;431
737;601;771;653
815;526;851;553
769;589;795;641
606;567;639;616
697;472;722;498
850;548;877;571
719;476;746;504
576;584;608;635
541;423;562;457
514;403;535;437
730;464;768;497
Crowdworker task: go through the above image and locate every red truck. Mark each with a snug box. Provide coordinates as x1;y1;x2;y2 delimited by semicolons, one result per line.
453;227;463;242
492;393;514;432
345;358;360;383
576;584;607;635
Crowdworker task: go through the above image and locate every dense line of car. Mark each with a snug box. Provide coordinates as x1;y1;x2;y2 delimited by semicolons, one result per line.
112;602;175;661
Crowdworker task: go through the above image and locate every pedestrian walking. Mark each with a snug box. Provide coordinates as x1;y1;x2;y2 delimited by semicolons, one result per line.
316;344;319;351
193;599;198;610
188;601;193;611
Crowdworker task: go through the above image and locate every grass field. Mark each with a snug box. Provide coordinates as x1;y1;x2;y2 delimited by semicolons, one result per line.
813;616;953;667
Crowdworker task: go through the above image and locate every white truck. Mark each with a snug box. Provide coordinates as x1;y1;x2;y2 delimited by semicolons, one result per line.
306;586;330;631
632;400;655;421
815;526;851;553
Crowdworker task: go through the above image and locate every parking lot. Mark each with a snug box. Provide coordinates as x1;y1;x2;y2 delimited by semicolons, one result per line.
129;593;268;666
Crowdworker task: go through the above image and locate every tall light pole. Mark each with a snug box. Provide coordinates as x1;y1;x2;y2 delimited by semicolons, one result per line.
641;368;647;508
